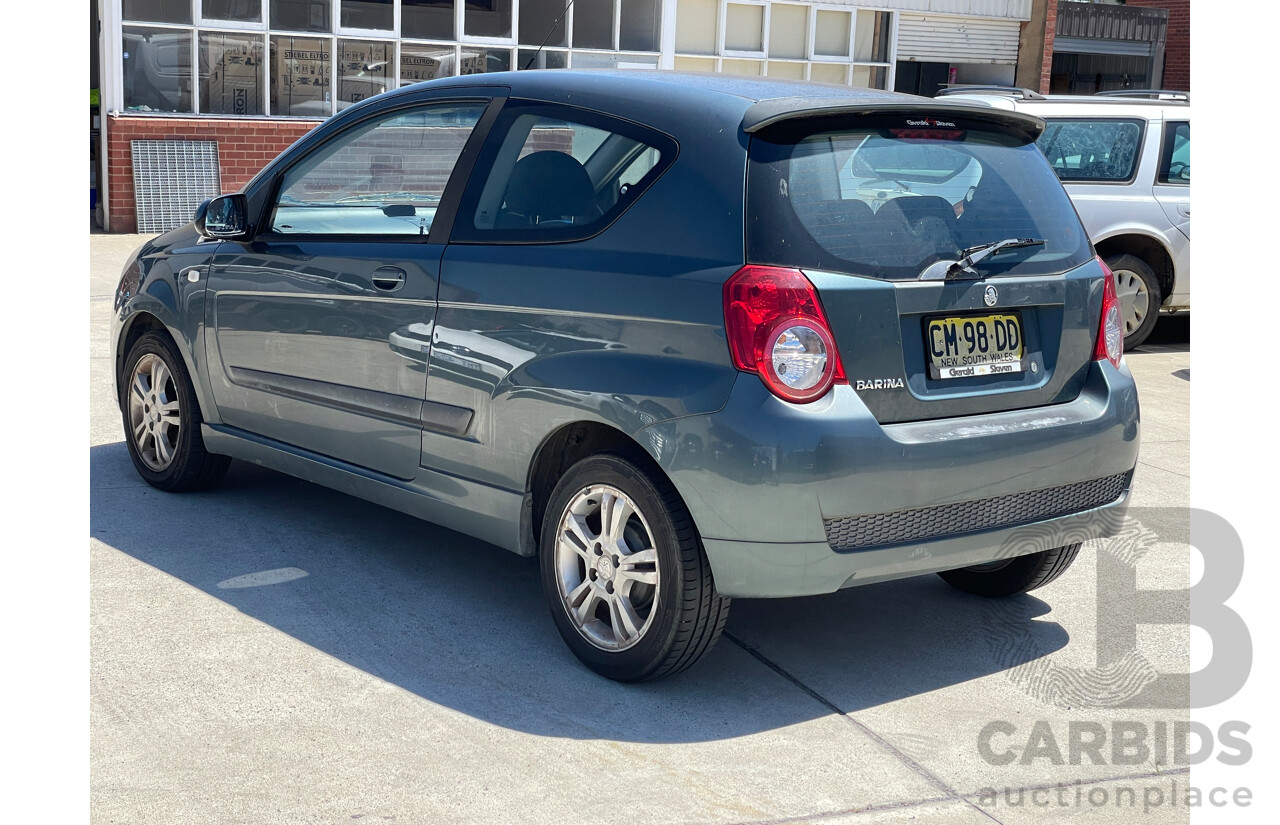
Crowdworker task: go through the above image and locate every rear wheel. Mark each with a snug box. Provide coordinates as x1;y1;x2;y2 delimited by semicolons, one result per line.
937;544;1081;598
1105;253;1161;350
121;332;229;491
540;454;730;682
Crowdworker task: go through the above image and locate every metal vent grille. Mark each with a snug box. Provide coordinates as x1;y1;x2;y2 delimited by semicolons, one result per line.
824;473;1131;551
131;140;221;233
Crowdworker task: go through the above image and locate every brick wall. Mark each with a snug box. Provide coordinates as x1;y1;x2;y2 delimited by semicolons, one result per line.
1126;0;1189;91
106;116;320;233
1042;0;1058;94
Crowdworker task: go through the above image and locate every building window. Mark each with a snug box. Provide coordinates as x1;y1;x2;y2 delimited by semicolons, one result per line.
464;0;513;40
338;39;394;109
342;0;393;30
403;0;455;40
202;1;264;23
123;26;193;113
199;32;266;115
519;0;567;47
573;0;614;50
271;0;332;33
673;1;893;89
124;0;192;24
271;35;332;116
401;42;457;84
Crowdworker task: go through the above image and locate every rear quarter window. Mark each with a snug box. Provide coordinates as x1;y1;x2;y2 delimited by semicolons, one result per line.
1036;118;1145;182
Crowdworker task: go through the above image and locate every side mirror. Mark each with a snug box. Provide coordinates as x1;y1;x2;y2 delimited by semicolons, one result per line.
195;194;248;239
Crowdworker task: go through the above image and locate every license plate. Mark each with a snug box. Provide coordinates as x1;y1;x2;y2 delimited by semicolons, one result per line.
925;314;1024;380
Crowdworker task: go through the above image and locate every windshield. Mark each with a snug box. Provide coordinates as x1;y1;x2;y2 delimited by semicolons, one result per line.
747;115;1092;280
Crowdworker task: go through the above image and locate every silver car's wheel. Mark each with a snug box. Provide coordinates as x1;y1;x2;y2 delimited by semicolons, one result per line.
554;484;661;651
128;353;182;472
1104;253;1161;350
1113;268;1151;337
539;454;730;681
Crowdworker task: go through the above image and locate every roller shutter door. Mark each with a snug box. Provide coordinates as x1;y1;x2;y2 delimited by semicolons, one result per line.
897;14;1021;65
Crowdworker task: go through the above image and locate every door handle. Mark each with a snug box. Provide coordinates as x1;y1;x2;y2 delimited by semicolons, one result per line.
371;266;407;292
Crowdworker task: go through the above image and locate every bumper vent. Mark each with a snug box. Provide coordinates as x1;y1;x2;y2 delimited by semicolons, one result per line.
824;472;1131;551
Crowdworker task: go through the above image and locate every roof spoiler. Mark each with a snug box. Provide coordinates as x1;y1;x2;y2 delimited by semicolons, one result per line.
741;98;1046;143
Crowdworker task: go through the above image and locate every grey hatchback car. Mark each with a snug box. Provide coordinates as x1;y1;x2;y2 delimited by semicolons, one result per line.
112;71;1139;682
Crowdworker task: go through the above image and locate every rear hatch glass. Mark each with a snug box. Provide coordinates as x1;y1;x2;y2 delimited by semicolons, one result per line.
747;113;1091;281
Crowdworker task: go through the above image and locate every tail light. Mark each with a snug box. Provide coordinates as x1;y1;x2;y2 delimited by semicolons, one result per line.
1093;256;1124;368
723;265;846;403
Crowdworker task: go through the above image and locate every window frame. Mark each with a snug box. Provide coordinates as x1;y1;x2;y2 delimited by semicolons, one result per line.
1035;116;1149;186
255;92;505;244
449;100;679;245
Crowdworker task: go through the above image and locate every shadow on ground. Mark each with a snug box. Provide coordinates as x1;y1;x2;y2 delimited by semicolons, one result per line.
1130;314;1190;354
91;441;1068;743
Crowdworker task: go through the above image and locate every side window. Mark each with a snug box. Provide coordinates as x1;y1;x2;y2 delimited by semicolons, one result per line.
1158;121;1190;184
1036;119;1144;182
270;102;487;236
454;103;675;243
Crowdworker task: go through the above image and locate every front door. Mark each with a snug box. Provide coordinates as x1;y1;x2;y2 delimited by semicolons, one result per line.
205;98;493;479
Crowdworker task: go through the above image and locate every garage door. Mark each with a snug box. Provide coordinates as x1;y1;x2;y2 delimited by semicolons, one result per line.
896;14;1021;65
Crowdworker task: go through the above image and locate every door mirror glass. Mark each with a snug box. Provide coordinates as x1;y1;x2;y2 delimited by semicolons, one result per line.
196;194;248;238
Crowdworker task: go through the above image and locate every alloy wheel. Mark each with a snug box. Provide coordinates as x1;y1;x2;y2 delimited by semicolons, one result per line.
553;484;661;651
127;353;181;472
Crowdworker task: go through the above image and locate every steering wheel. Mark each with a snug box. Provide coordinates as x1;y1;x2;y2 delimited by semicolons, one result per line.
1166;161;1189;181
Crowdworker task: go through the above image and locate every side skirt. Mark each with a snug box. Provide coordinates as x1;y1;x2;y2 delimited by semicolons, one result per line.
201;424;528;555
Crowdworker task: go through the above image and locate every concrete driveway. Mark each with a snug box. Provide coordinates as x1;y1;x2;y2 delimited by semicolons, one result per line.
91;233;1191;824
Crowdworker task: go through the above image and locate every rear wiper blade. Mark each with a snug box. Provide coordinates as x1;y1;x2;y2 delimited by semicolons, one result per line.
919;238;1046;281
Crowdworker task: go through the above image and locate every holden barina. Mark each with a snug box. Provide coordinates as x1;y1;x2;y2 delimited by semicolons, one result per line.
112;71;1139;681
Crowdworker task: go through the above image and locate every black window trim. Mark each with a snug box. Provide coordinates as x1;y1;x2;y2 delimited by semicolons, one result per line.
1036;116;1149;186
1156;119;1190;187
252;92;508;245
446;98;680;246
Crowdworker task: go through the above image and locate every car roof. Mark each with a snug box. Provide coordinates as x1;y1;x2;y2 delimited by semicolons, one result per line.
373;69;1045;139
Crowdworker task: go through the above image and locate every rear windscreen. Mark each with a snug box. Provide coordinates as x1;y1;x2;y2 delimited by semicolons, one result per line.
747;115;1092;281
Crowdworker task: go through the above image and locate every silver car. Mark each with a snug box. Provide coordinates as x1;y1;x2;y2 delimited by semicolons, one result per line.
939;88;1190;349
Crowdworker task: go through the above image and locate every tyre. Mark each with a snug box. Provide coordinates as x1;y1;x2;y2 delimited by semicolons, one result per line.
121;332;230;492
1105;253;1161;351
540;454;730;682
937;544;1081;598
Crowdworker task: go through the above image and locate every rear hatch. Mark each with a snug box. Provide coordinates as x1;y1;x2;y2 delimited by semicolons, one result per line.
745;104;1101;424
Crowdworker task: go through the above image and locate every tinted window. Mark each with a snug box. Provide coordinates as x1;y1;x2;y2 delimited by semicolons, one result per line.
1036;119;1144;182
1158;121;1190;184
454;103;675;243
269;102;486;235
747;115;1091;281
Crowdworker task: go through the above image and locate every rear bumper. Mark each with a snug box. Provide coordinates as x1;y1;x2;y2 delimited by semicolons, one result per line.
638;359;1139;598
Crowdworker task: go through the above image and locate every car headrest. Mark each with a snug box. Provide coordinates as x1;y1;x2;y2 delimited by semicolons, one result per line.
503;151;595;219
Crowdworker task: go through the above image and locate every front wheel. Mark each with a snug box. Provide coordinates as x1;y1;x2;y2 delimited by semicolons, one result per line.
937;544;1081;598
121;332;229;491
540;454;730;682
